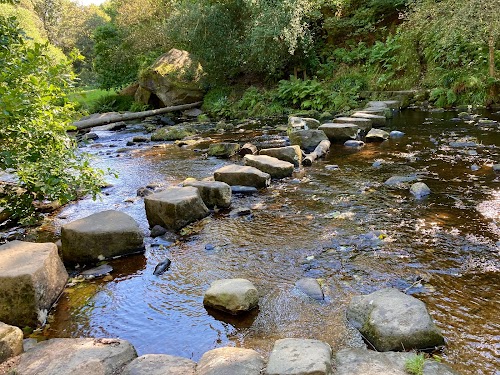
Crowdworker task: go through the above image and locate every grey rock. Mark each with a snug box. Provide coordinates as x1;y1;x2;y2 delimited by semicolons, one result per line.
122;354;195;375
183;180;231;208
346;288;445;351
23;338;38;352
132;136;148;143
144;187;209;231
230;207;252;217
183;108;203;117
80;264;113;278
289;130;328;153
137;187;153;197
288;116;308;131
333;117;372;131
366;101;389;108
208;142;240;158
0;241;68;327
449;141;477;148
352;112;386;126
151;126;193;141
319;123;359;142
214;164;271;189
243;155;294;179
150;225;167;238
231;186;259;195
365;128;390;142
266;338;332;375
389;130;405;138
359;107;387;116
344;140;365;148
259;146;303;167
295;278;324;301
302;117;321;129
13;338;137;375
0;322;23;363
197;347;264;375
493;164;500;172
203;278;259;315
384;175;418;187
83;132;98;141
410;182;431;199
61;210;144;264
383;100;401;109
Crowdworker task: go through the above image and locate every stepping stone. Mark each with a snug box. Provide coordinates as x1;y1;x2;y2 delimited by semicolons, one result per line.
288;116;308;131
197;347;264;375
13;338;137;375
266;338;332;375
203;278;259;315
243;155;294;179
122;354;196;375
259;145;303;167
183;180;232;208
0;241;68;327
359;107;387;116
61;210;144;264
0;322;23;363
333;117;372;131
352;112;386;126
318;123;359;142
346;288;445;351
367;101;388;108
383;100;401;109
365;128;390;142
289;130;328;152
144;187;209;231
208;143;240;158
214;164;271;189
295;278;324;301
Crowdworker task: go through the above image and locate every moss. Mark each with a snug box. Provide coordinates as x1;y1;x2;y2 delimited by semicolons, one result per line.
405;353;425;375
151;126;194;141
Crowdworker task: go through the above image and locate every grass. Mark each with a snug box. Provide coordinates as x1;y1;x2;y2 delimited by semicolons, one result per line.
68;87;115;112
405;353;425;375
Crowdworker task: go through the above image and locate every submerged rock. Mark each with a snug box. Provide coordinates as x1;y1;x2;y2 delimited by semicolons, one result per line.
384;175;419;187
80;264;113;279
203;278;259;315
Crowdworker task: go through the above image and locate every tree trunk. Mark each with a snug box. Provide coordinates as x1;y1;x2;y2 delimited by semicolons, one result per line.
489;31;495;78
302;140;331;166
71;101;203;131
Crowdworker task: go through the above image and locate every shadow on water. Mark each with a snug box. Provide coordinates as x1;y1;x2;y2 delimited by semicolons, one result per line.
26;110;500;374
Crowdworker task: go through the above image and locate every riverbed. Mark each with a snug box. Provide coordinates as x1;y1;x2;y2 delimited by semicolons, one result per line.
30;109;500;374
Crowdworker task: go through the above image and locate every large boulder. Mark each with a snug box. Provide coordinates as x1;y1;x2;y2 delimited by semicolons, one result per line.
346;288;445;351
203;278;259;315
197;347;264;375
0;241;68;327
333;117;372;132
135;49;204;108
182;180;232;208
318;123;359;143
61;210;144;264
259;146;302;167
0;322;23;363
144;187;209;230
335;348;459;375
11;338;137;375
243;155;294;179
289;130;328;153
122;354;196;375
214;164;271;189
266;338;332;375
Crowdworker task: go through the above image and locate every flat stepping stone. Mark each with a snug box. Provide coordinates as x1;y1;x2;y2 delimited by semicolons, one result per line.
61;210;144;263
346;288;445;351
183;180;232;208
359;107;387;116
243;155;294;179
333;117;372;131
289;130;328;152
203;278;259;315
197;347;264;375
366;101;388;108
144;187;209;231
259;145;302;167
214;164;271;189
352;112;386;126
266;338;332;375
365;128;390;142
0;322;23;363
318;123;359;142
295;278;324;301
0;241;68;327
122;354;196;375
13;338;137;375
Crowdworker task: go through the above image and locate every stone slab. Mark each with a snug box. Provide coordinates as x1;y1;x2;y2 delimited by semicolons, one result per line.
259;146;303;167
214;164;271;189
183;180;232;208
197;347;264;375
333;117;372;131
319;123;359;142
243;155;294;179
122;354;195;375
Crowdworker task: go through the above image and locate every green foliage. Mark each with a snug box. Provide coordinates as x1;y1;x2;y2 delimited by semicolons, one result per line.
202;87;234;118
87;93;135;113
404;353;425;375
0;11;104;222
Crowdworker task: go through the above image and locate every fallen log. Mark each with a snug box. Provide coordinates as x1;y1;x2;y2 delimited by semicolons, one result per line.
71;101;203;131
302;140;331;166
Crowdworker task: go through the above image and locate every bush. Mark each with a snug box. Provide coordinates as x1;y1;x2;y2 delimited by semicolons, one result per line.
88;93;135;113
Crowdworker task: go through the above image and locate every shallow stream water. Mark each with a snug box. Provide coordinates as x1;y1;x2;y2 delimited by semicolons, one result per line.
25;109;500;374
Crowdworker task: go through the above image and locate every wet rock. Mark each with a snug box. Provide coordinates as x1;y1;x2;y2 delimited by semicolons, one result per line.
0;322;23;363
325;164;340;171
83;132;99;141
335;348;459;375
288;116;308;131
183;180;232;208
132;136;148;143
230;207;252;217
61;210;144;264
231;185;259;195
214;164;271;189
346;288;445;351
289;129;328;153
159;116;175;126
410;182;431;199
319;123;359;142
151;126;193;141
243;155;294;179
493;164;500;172
259;145;303;167
470;164;480;171
390;130;405;138
365;128;390;142
197;347;264;375
352;112;386;126
150;225;167;238
203;278;259;315
122;354;195;375
384;175;418;187
137;186;153;197
208;142;240;158
266;338;332;375
302;117;321;129
344;140;365;148
333;117;372;132
358;107;387;116
13;338;137;375
295;278;324;301
0;241;68;327
144;187;209;231
449;141;477;148
80;264;113;279
153;259;171;276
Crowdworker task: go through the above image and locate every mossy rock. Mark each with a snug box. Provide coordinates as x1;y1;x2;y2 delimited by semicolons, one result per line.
151;126;195;141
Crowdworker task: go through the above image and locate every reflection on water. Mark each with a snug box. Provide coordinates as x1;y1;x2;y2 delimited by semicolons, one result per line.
33;110;500;374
